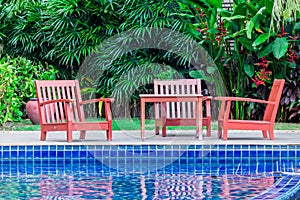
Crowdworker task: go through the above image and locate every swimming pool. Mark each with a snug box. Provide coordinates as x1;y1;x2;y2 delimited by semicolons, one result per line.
1;145;300;199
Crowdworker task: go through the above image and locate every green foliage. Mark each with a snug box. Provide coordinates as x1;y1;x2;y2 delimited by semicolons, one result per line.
0;0;121;76
0;56;57;123
0;0;299;121
186;0;300;120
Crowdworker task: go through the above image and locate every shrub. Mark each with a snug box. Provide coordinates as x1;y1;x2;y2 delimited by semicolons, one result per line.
0;55;57;124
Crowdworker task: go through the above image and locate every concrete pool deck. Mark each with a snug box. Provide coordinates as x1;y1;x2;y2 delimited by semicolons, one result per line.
1;129;300;146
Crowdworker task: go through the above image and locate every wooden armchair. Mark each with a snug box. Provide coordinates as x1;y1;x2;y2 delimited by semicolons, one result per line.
215;79;285;140
153;79;211;137
34;80;114;142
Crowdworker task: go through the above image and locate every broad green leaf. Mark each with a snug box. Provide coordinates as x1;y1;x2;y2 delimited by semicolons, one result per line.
288;62;296;69
189;70;212;81
251;14;266;30
239;37;255;51
274;70;286;79
243;64;254;77
264;0;273;14
245;21;254;39
222;15;245;22
189;70;205;79
252;33;270;47
207;0;222;8
233;2;247;16
273;37;289;59
258;42;273;58
217;8;231;17
293;22;300;30
226;29;246;38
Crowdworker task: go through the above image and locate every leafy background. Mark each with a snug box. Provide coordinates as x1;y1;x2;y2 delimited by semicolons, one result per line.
0;0;299;123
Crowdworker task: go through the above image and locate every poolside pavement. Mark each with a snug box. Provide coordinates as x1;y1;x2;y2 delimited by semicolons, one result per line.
1;129;300;146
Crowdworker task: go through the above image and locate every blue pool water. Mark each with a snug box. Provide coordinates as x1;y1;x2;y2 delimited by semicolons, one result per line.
1;145;300;199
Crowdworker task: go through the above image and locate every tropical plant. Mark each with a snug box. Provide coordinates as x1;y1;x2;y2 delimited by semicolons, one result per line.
0;0;122;78
0;0;299;122
185;0;300;121
82;0;213;117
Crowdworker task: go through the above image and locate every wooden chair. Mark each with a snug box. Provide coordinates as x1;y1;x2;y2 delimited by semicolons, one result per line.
215;79;285;140
34;80;114;142
153;79;211;137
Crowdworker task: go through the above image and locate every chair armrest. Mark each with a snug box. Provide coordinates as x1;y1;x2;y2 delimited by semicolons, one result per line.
214;97;275;104
79;98;114;105
39;99;73;106
203;96;212;100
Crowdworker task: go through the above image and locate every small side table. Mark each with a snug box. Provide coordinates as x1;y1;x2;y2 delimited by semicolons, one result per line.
139;94;206;141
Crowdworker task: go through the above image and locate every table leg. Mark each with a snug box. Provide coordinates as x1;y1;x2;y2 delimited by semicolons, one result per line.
140;98;145;141
196;97;203;140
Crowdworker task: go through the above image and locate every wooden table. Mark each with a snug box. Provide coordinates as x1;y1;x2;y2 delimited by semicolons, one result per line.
139;94;205;141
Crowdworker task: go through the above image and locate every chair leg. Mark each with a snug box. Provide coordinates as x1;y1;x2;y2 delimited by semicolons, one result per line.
218;127;222;139
269;129;274;140
80;131;86;140
206;118;211;137
40;131;47;141
262;130;268;139
155;126;160;135
66;122;72;142
162;125;167;137
66;130;72;143
107;129;112;141
223;128;228;140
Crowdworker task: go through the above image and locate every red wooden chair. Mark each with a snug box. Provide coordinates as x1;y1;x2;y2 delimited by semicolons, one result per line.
34;80;114;142
154;79;211;137
215;79;285;140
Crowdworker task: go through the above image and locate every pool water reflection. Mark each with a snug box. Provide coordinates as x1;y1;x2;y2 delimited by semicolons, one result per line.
0;144;300;199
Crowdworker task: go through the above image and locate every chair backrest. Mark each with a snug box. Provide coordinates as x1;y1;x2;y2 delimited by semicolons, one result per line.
35;80;84;123
154;79;201;119
264;79;285;122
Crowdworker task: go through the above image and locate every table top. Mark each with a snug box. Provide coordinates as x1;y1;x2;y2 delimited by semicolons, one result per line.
139;94;204;97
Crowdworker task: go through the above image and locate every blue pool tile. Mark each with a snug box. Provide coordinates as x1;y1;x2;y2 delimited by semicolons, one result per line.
99;150;108;157
234;150;241;157
288;150;296;157
242;150;249;157
26;151;33;158
42;151;48;157
117;151;125;157
11;151;17;157
34;146;41;151
165;150;172;157
3;146;9;151
11;146;18;150
218;150;226;157
110;151;117;157
65;151;71;157
258;151;265;157
281;151;288;157
49;151;56;157
57;151;64;157
34;151;41;158
188;151;195;157
157;151;164;157
3;151;9;158
26;146;33;151
79;151;87;158
210;150;218;157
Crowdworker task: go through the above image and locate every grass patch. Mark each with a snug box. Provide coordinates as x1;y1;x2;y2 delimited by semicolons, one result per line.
3;118;300;131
